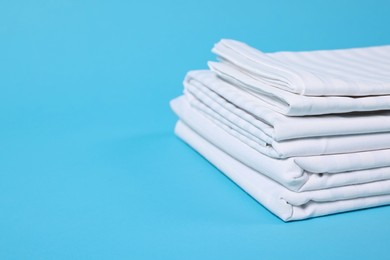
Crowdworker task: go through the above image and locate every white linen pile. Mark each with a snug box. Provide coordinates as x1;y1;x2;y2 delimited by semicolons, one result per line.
170;39;390;221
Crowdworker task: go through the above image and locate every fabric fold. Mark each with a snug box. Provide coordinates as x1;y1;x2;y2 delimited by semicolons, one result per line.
175;119;390;221
170;96;390;192
209;61;390;116
171;39;390;221
185;70;390;143
184;78;390;158
213;39;390;97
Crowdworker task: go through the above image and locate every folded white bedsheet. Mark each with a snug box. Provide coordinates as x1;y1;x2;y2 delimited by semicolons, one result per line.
171;96;390;192
213;39;390;97
209;62;390;116
185;70;390;141
184;84;390;158
175;120;390;221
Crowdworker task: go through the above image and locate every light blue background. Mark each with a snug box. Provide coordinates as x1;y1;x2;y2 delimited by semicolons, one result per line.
1;0;390;259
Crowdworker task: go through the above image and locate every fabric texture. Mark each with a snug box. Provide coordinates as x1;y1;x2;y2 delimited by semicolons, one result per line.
184;70;390;141
171;97;390;192
171;39;390;221
184;71;390;157
213;39;390;97
175;120;390;221
209;62;390;116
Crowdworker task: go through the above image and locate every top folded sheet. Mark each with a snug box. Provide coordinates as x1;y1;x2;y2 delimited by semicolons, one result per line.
213;39;390;97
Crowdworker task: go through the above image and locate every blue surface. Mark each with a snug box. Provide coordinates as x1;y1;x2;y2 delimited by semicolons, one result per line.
1;0;390;259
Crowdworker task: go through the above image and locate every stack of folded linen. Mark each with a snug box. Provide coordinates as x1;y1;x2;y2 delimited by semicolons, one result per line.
170;39;390;221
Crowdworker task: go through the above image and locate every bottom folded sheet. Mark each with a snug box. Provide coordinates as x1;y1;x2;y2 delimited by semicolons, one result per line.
175;121;390;221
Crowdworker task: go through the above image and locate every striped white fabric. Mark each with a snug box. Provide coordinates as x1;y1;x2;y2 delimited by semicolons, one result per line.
183;87;390;158
209;61;390;116
185;70;390;141
171;96;390;192
171;39;390;221
213;39;390;97
175;119;390;221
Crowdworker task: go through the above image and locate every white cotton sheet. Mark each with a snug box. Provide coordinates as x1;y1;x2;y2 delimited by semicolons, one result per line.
212;39;390;97
175;120;390;221
170;96;390;192
209;62;390;116
184;70;390;141
183;81;390;158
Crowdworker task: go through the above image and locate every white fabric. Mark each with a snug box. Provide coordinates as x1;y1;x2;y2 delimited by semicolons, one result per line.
184;80;390;158
171;96;390;192
175;120;390;221
171;39;390;221
213;39;390;97
185;70;390;141
209;61;390;116
187;91;390;158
